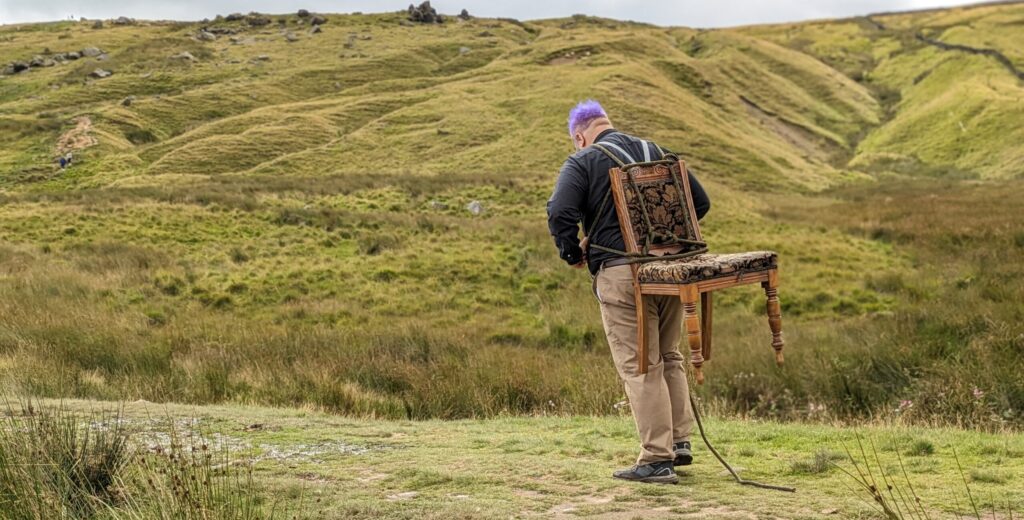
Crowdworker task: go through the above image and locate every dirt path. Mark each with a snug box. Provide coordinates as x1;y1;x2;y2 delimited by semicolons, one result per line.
55;116;98;156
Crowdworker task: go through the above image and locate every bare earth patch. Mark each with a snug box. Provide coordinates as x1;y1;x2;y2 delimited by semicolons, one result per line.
55;116;98;155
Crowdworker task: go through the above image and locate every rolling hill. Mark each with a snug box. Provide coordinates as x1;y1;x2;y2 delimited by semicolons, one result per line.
0;3;1022;421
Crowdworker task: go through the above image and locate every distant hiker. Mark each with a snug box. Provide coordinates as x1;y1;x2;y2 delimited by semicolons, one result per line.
546;100;711;484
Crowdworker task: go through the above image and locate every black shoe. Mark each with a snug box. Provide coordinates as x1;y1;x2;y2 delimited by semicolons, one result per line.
673;441;693;466
612;461;678;484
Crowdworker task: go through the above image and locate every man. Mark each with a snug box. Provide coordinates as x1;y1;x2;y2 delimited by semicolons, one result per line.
546;100;711;484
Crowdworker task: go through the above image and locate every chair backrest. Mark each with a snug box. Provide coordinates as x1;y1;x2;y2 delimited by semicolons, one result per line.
608;159;705;257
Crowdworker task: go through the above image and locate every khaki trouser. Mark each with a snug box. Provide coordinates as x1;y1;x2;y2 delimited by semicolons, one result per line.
594;264;694;465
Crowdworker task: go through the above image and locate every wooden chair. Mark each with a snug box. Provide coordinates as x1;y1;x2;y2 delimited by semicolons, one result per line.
602;155;784;383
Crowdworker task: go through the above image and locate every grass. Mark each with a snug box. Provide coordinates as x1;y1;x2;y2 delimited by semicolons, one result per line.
0;398;287;519
2;397;1015;519
0;5;1023;428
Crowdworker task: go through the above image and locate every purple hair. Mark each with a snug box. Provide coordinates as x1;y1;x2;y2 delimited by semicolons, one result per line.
567;99;607;136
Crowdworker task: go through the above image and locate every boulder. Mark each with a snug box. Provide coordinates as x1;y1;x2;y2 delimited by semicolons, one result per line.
81;47;103;57
297;9;310;18
90;68;112;78
408;1;443;24
310;15;327;26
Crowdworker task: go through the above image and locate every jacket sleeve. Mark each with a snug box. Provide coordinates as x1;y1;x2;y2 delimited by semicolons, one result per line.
686;168;711;220
546;157;587;265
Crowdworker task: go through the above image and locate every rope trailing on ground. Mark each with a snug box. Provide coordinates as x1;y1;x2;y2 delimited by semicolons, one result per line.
689;392;797;493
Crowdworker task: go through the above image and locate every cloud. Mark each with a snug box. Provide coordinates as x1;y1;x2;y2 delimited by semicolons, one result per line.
0;0;986;27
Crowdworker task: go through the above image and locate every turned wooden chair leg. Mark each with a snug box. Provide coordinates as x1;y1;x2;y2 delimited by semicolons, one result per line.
762;270;785;366
680;284;704;384
700;292;713;362
633;276;649;375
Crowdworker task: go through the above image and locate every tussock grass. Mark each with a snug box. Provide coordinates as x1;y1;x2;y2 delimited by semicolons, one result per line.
0;5;1022;428
0;398;296;519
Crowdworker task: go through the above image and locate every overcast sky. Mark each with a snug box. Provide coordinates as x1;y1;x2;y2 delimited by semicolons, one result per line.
0;0;989;28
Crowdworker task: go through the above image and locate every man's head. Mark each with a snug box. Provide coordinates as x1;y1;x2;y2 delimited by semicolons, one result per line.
567;99;613;151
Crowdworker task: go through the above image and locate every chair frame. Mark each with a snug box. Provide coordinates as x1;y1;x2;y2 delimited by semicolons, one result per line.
607;159;784;383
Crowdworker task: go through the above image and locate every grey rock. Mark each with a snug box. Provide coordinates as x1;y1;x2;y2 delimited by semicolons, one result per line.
466;200;484;215
408;1;443;24
122;95;136;106
90;68;112;78
81;47;102;57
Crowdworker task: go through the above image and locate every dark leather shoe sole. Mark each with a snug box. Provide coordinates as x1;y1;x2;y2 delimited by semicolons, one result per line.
612;473;679;484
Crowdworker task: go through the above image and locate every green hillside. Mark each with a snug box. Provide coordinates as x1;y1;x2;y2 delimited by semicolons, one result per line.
0;4;1022;425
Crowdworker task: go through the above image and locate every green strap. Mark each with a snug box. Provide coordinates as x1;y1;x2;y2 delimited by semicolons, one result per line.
584;143;625;239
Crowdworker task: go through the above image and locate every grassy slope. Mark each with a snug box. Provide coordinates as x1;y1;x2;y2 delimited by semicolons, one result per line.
743;2;1024;178
0;6;1021;418
45;397;1024;518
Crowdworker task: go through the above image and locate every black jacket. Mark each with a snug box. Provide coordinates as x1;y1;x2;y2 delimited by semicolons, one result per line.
546;129;711;274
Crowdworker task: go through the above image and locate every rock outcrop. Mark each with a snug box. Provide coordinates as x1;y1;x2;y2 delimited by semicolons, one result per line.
408;2;444;24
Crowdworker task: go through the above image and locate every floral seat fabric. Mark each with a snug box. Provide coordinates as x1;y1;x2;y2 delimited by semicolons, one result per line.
636;251;778;284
